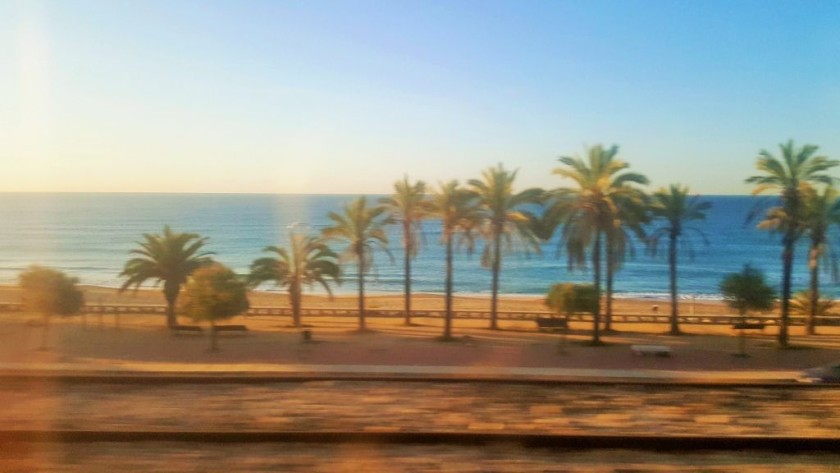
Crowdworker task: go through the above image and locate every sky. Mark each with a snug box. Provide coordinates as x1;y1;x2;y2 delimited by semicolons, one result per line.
1;0;839;195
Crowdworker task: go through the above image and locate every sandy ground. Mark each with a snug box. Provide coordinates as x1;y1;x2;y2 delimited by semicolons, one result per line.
1;285;839;372
1;284;734;314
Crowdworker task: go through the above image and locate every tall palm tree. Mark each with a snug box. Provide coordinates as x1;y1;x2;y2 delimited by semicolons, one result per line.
746;140;837;347
469;164;543;330
429;181;480;340
379;177;429;326
603;192;649;332
800;185;840;335
249;233;340;328
322;196;391;331
119;225;214;329
548;144;649;345
648;184;712;335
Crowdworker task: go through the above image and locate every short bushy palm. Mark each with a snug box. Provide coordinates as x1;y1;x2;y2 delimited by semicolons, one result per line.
322;197;391;331
648;184;711;335
746;140;838;347
249;233;340;328
119;225;214;329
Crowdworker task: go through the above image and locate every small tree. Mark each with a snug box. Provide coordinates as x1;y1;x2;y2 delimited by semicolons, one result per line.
179;264;249;352
545;283;597;351
545;283;598;317
719;265;776;356
19;266;85;350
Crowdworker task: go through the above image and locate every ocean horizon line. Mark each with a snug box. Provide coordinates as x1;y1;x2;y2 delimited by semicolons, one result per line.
0;191;759;198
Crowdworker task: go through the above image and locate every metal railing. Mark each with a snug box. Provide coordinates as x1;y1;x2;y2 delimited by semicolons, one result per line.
3;302;840;326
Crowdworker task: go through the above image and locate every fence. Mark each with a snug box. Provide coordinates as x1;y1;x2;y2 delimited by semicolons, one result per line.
2;302;840;326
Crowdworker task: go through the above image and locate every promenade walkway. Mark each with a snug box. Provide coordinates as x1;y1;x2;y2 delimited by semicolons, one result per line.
2;362;839;472
0;360;802;384
0;359;835;437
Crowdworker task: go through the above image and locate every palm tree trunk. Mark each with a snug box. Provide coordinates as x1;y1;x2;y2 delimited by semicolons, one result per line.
604;230;614;332
669;232;680;335
592;231;602;345
780;235;794;347
163;281;179;329
808;241;819;336
444;232;454;340
358;246;366;331
490;225;502;330
291;280;302;328
404;221;412;325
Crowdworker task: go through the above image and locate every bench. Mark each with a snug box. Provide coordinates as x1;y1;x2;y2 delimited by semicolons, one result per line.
172;325;204;334
732;322;765;331
212;324;248;333
535;317;568;332
631;344;671;357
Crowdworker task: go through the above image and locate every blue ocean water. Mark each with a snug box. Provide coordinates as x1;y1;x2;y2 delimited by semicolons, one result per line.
0;193;836;299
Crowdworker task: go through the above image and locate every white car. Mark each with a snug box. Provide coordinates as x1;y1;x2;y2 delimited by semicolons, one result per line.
798;361;840;383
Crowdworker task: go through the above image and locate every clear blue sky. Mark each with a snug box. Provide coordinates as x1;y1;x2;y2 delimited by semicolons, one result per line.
1;0;838;194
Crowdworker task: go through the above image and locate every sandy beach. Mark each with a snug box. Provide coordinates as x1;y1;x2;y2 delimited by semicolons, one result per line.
0;284;733;315
1;284;838;372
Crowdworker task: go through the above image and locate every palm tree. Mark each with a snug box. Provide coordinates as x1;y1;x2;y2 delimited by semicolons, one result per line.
379;177;429;325
469;164;543;330
119;225;214;329
746;140;838;347
791;290;836;322
322;197;391;331
429;181;480;340
603;193;648;332
648;184;712;335
548;144;649;345
800;185;840;335
249;233;340;328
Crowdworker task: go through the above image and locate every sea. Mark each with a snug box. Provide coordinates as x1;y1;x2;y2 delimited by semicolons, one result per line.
0;193;836;300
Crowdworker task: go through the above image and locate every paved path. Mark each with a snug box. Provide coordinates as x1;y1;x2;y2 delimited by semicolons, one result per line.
2;378;838;438
0;361;803;384
2;363;837;472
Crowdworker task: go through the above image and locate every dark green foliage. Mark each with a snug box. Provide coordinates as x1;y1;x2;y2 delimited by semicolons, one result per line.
19;265;84;316
179;264;250;351
248;234;339;328
746;140;838;346
719;265;776;316
469;164;543;330
547;144;648;344
19;265;84;349
379;176;430;325
545;283;598;316
119;225;214;329
429;180;482;340
322;196;392;331
648;184;711;334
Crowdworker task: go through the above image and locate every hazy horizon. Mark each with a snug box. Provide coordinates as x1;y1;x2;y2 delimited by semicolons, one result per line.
2;0;838;194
